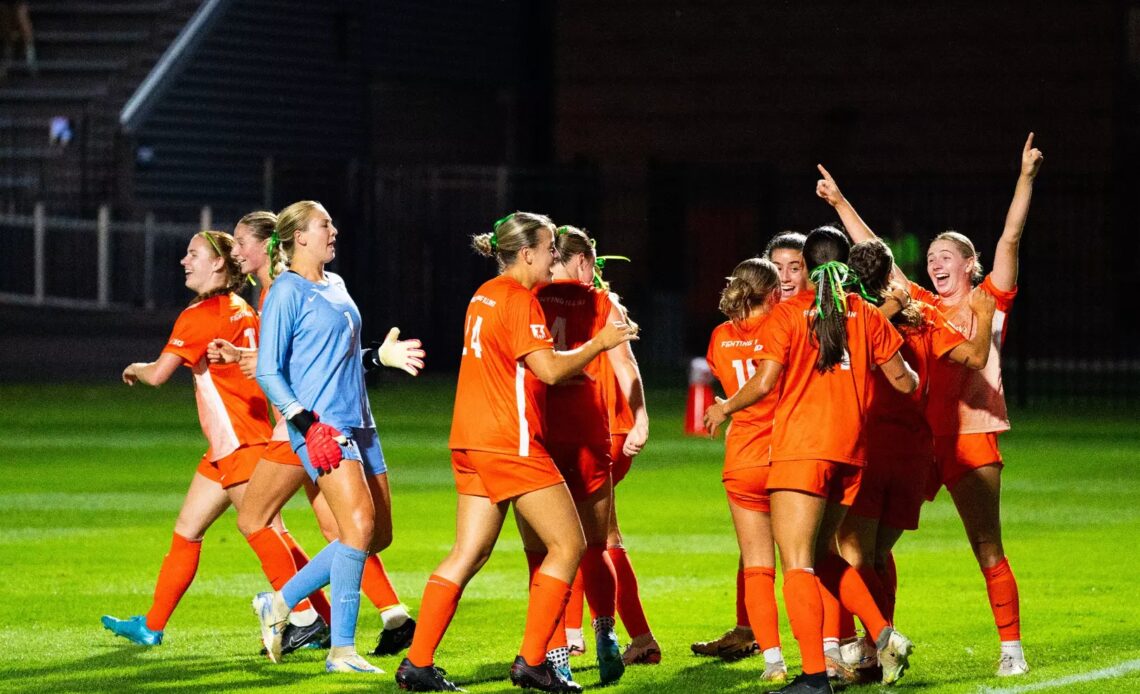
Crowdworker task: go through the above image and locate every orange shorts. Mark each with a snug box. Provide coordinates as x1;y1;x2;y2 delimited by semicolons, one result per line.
767;459;862;506
610;434;633;486
547;439;612;501
848;455;930;530
932;432;1003;492
262;439;302;466
450;449;565;504
723;465;771;513
196;443;266;489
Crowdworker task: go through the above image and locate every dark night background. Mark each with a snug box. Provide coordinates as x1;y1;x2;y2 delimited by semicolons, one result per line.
1;1;1135;400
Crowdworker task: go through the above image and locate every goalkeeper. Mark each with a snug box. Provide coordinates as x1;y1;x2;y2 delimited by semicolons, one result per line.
250;200;425;675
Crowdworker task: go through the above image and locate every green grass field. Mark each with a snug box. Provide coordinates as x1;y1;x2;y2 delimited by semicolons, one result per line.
0;378;1138;693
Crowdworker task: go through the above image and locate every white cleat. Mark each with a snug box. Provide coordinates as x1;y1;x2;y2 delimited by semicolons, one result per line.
761;660;788;684
877;628;914;685
996;653;1030;677
252;591;289;664
326;650;384;674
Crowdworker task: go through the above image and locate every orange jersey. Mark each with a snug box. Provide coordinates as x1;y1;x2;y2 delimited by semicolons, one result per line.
448;275;555;456
911;275;1017;436
756;291;904;467
706;314;778;473
536;280;613;448
867;302;966;457
162;293;272;460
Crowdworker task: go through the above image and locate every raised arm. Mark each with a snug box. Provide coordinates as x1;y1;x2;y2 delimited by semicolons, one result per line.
525;319;638;385
122;352;182;387
991;133;1044;292
816;164;908;283
945;288;996;370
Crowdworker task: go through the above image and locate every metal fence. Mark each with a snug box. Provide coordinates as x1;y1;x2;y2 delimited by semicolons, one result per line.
0;204;208;310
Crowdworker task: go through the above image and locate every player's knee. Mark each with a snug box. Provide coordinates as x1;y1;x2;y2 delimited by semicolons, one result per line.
235;510;264;538
449;543;493;576
370;523;393;553
549;534;585;565
971;539;1005;567
340;512;374;549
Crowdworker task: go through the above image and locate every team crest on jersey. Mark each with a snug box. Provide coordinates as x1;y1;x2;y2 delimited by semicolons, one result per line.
530;324;548;339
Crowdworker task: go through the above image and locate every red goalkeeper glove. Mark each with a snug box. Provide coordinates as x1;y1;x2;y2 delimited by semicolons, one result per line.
289;410;346;475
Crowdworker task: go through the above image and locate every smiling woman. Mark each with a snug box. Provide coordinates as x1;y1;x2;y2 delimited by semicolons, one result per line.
102;230;280;648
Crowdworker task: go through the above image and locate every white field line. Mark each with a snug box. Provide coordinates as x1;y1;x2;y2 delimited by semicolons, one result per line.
978;658;1140;693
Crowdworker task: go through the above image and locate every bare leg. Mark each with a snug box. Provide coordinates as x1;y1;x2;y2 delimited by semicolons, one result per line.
314;459;375;551
949;465;1005;569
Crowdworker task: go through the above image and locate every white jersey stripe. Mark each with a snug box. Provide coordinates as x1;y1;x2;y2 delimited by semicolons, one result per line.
516;363;529;456
194;357;241;459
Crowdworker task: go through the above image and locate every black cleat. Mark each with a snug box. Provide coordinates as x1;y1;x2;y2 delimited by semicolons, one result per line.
258;617;331;657
282;617;330;655
767;672;833;694
509;655;582;692
373;617;417;656
395;657;464;692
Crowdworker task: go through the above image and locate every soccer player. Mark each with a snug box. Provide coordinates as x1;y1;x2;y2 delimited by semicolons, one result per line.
591;248;657;667
393;212;636;693
705;257;790;685
250;201;413;674
835;238;995;678
209;210;423;658
817;133;1044;676
691;231;807;662
521;225;634;685
704;227;918;694
100;231;277;647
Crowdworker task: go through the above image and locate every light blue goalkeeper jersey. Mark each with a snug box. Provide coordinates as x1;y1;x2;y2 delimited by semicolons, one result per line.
256;271;375;436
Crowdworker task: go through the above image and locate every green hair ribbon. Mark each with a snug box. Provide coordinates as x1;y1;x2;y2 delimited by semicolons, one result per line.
593;254;631;289
266;230;281;279
198;231;223;258
809;260;853;316
491;213;514;251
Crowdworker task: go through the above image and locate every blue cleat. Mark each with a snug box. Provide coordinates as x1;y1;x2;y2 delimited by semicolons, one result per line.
593;617;625;685
101;614;163;646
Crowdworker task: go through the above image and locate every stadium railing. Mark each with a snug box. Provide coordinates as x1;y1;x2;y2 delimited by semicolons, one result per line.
0;203;206;310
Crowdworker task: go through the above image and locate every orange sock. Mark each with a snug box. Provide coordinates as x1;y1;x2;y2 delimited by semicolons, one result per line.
735;567;750;629
362;554;401;611
818;553;890;641
982;558;1020;641
406;574;462;667
820;574;841;641
782;568;826;675
837;605;857;641
742;566;780;651
878;552;897;623
580;544;616;621
145;533;201;632
524;551;568;651
246;528;314;614
520;572;572;666
548;598;569;650
566;568;585;631
279;530;330;622
608;546;651;639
